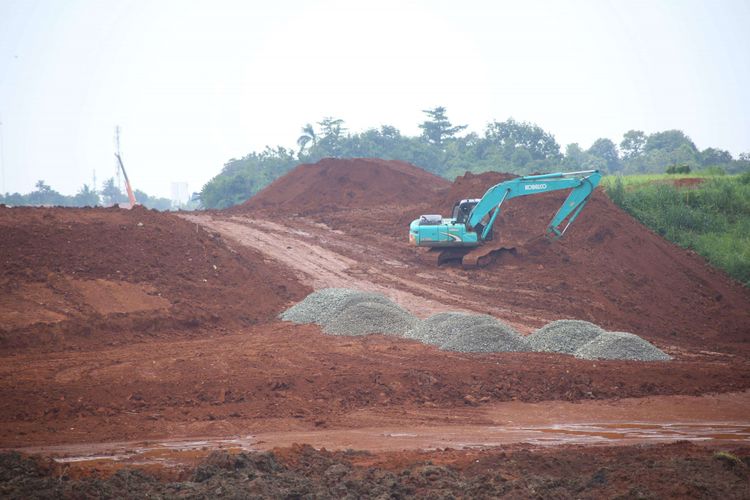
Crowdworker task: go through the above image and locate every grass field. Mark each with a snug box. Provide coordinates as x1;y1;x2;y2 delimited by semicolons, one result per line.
603;172;750;286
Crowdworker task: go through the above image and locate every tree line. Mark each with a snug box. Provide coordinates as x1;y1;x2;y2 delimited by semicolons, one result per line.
0;178;177;211
200;107;750;209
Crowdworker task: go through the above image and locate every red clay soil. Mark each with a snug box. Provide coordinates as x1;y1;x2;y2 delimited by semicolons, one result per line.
1;323;748;449
236;157;450;214
0;205;308;351
1;161;749;479
309;169;750;349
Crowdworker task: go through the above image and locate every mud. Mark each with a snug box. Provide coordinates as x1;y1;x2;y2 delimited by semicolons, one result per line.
15;391;750;463
2;442;749;498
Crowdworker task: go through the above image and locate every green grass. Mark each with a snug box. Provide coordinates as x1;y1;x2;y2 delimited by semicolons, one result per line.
603;172;750;286
601;170;725;190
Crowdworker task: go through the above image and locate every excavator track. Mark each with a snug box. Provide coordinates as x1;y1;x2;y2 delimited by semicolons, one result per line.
417;241;517;269
459;240;517;269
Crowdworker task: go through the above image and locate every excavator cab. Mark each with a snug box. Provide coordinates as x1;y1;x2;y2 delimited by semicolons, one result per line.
451;199;480;224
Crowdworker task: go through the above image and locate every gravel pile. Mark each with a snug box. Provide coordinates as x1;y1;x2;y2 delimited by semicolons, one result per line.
282;290;670;361
406;312;498;346
574;331;671;361
280;288;419;337
441;321;530;353
526;320;605;354
323;301;418;336
280;288;394;325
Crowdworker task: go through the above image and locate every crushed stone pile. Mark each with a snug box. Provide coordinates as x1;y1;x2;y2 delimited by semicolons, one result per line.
279;288;394;325
280;288;419;337
574;331;672;361
526;320;605;354
282;290;670;361
405;312;498;346
441;321;530;353
323;301;418;336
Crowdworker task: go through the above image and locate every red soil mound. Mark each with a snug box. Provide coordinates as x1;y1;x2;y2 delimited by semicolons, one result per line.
432;171;750;344
237;157;450;214
0;206;308;351
312;170;749;348
436;170;518;210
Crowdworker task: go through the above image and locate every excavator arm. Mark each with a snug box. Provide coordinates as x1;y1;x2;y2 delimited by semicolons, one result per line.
468;170;601;241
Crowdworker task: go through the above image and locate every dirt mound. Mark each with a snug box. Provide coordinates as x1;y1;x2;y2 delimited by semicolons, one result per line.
237;157;450;214
312;169;750;347
428;171;750;346
0;206;308;351
437;170;518;211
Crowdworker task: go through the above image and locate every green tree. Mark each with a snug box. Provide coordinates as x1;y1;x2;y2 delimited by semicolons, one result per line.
644;130;698;154
700;147;732;166
418;106;467;146
314;117;347;156
484;118;561;161
28;180;66;206
587;138;621;172
511;147;532;168
620;130;646;160
296;123;317;157
73;184;100;206
101;178;127;206
134;189;172;210
35;180;51;193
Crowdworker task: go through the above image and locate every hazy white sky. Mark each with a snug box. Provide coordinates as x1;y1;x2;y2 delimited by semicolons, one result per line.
1;0;749;197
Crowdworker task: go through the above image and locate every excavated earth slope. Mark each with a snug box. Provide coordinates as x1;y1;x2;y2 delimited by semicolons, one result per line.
0;205;308;351
304;169;750;348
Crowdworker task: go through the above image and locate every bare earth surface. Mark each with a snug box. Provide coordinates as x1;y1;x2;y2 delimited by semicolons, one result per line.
2;159;750;497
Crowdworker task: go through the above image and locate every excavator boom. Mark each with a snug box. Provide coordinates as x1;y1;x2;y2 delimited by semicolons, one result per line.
409;170;601;268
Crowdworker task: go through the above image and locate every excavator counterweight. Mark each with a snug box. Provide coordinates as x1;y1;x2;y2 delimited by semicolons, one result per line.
409;170;601;268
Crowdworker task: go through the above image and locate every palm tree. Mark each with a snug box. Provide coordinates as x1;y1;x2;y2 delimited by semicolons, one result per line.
296;123;317;157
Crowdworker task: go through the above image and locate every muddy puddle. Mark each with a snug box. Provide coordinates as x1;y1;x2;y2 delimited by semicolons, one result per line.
12;421;749;468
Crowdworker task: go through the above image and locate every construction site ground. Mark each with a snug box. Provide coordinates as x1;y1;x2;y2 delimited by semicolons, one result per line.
2;159;749;496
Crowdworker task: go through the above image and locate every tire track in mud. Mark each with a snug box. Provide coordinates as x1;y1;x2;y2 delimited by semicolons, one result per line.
182;214;479;319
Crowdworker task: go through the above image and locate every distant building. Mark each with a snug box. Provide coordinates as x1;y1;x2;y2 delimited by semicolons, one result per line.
170;182;189;208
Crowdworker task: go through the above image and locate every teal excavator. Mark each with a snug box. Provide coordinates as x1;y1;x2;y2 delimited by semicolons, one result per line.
409;170;602;268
